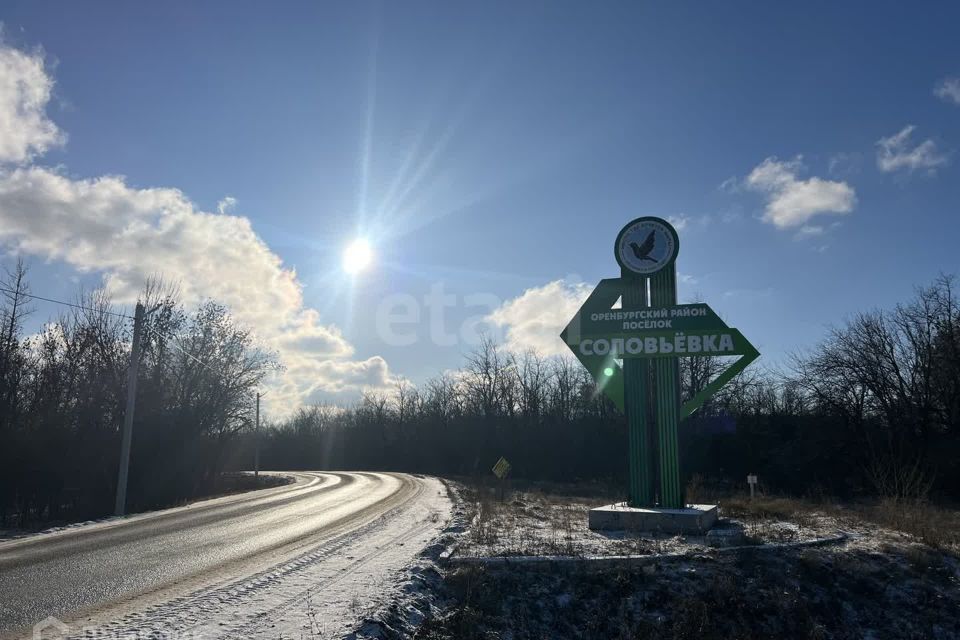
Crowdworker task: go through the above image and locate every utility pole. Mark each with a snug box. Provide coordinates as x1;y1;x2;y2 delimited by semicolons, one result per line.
115;302;145;517
254;392;260;480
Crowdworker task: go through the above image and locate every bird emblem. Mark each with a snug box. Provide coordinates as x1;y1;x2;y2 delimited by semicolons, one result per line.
629;230;658;262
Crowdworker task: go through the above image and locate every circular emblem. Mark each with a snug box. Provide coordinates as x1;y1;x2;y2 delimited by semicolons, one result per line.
614;216;679;276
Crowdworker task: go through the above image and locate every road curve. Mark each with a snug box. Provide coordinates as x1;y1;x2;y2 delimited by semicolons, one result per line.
0;472;437;637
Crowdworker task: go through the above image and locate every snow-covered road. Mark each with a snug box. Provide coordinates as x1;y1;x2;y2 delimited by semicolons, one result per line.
0;472;451;639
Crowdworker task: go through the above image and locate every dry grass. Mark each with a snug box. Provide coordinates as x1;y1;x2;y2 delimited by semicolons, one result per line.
718;490;960;554
464;485;596;556
857;498;960;553
718;494;836;544
459;481;682;557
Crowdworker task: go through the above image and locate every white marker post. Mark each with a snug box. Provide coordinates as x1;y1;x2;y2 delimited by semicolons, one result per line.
747;474;758;500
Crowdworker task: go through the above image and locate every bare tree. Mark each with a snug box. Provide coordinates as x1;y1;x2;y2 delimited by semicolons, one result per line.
0;259;33;429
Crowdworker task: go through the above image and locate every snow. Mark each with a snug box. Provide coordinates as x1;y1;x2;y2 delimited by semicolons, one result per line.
347;486;470;639
426;486;960;639
453;490;862;560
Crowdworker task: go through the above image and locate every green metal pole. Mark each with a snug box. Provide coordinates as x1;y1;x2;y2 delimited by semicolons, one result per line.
622;271;654;507
650;265;684;508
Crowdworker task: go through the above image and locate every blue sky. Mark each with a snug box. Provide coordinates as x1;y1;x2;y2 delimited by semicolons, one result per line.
1;1;959;409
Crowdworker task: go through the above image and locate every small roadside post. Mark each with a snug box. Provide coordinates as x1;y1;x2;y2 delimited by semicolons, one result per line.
254;392;260;480
492;456;511;502
747;474;758;500
253;390;268;481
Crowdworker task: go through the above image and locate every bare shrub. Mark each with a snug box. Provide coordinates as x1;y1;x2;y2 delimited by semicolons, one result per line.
865;451;934;503
861;499;960;552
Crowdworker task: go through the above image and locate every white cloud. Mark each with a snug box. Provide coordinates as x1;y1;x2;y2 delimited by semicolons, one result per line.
876;125;949;174
667;214;711;233
934;77;960;106
293;356;391;403
719;210;743;224
827;152;862;177
0;41;393;414
0;42;65;164
745;156;856;229
274;309;353;358
486;279;592;356
667;215;688;231
718;176;740;193
795;225;824;239
217;196;237;214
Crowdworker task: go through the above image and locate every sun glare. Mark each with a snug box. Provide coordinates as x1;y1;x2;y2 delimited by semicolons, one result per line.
343;238;373;274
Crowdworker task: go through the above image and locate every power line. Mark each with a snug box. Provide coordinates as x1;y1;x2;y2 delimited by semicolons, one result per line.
0;284;134;319
1;282;265;407
138;323;220;377
1;283;216;373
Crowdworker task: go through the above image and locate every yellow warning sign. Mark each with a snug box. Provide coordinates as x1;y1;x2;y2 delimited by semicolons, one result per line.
492;456;511;479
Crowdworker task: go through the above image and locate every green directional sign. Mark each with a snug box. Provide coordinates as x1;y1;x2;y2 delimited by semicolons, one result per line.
561;285;758;417
561;217;759;509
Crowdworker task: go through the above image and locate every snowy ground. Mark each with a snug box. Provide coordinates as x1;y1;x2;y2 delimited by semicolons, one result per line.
420;485;960;639
454;488;848;559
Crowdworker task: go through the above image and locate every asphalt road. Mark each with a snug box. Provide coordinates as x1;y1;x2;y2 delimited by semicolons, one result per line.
0;472;428;637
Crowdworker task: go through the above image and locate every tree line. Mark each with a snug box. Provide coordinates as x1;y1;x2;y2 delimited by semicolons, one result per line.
247;275;960;503
3;262;958;527
0;261;275;526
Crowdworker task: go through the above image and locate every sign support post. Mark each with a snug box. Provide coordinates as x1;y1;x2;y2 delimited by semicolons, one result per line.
651;263;682;508
622;271;654;507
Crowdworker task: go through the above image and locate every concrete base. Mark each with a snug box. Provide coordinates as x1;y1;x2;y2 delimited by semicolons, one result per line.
705;522;746;547
588;503;718;534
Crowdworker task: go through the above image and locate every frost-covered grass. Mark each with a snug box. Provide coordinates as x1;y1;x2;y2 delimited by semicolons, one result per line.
464;486;641;557
456;482;847;558
859;498;960;552
722;493;960;553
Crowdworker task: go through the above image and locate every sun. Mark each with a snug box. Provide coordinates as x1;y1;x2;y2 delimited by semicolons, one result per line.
343;237;373;274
